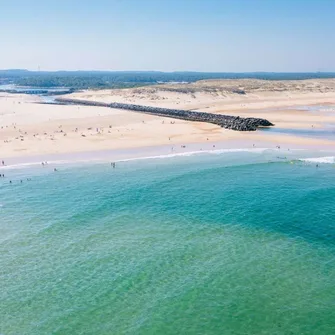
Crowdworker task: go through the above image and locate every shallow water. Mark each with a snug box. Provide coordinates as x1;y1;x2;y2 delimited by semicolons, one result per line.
261;126;335;141
293;105;335;115
1;151;335;335
0;84;70;94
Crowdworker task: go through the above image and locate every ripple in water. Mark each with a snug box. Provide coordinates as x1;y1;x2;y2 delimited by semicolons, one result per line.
1;151;334;334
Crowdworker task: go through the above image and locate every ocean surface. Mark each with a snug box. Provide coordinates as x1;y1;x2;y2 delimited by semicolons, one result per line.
1;149;335;335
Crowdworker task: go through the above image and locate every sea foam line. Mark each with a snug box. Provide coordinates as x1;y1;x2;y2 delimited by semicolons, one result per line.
0;159;96;171
299;156;335;164
0;148;272;170
117;148;271;163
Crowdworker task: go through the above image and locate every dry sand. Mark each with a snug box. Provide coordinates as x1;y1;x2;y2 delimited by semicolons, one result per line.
1;79;335;160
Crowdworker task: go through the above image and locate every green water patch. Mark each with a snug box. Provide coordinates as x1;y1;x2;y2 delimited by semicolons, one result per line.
1;216;334;334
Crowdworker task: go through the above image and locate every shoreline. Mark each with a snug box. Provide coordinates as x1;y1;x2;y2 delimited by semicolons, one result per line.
1;138;335;170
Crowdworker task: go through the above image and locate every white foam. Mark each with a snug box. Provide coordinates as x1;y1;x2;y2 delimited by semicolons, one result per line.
209;148;269;154
0;160;83;171
300;156;335;164
0;162;42;170
117;148;271;163
0;148;273;170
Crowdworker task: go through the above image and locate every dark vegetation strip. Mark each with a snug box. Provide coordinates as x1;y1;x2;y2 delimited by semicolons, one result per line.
2;70;335;89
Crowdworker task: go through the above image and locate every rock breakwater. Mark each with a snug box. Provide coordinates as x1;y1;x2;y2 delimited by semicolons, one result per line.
56;98;274;131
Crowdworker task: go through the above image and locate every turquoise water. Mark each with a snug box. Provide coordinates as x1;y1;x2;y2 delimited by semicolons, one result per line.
1;150;335;335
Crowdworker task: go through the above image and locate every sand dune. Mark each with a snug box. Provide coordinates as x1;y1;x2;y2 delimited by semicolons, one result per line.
69;78;335;111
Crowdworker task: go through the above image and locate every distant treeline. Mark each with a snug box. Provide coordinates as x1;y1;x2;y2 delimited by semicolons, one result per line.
1;70;335;89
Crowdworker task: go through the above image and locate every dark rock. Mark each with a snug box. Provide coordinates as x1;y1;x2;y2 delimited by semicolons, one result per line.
55;98;274;131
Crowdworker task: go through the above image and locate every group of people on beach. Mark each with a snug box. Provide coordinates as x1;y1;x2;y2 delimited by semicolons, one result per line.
1;122;123;147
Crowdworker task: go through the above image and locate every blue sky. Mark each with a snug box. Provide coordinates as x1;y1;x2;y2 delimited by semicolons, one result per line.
1;0;334;71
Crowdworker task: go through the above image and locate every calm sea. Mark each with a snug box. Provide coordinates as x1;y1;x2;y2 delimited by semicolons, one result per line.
1;149;335;335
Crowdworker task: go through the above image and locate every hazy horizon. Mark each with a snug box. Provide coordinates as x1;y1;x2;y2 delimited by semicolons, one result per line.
1;0;335;72
2;69;335;74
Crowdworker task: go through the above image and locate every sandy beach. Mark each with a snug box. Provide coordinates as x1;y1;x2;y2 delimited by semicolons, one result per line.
1;79;335;161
